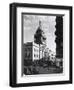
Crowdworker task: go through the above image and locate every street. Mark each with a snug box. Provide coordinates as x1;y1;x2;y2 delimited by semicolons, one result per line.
24;62;63;75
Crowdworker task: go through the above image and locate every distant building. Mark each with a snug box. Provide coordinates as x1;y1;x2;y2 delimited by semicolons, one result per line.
49;50;56;62
50;54;55;62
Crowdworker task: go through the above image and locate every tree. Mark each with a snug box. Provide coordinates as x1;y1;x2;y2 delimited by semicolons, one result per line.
34;21;46;60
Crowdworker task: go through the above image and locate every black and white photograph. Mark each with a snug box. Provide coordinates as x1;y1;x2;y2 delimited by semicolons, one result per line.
10;3;72;87
22;14;63;75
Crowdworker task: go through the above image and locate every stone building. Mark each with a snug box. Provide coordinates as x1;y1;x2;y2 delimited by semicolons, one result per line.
22;42;40;62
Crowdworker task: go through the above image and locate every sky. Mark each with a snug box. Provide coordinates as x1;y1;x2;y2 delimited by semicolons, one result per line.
22;14;56;52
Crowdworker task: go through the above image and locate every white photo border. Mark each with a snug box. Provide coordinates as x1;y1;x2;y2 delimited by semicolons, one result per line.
16;7;70;84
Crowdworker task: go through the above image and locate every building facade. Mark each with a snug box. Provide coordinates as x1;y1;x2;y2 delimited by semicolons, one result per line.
23;42;40;62
23;42;56;62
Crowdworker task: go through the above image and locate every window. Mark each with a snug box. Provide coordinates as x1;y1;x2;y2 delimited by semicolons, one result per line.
34;48;36;52
25;48;27;52
25;53;27;58
34;54;35;57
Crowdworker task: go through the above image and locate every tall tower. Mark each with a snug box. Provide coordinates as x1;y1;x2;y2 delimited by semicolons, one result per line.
55;16;63;67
